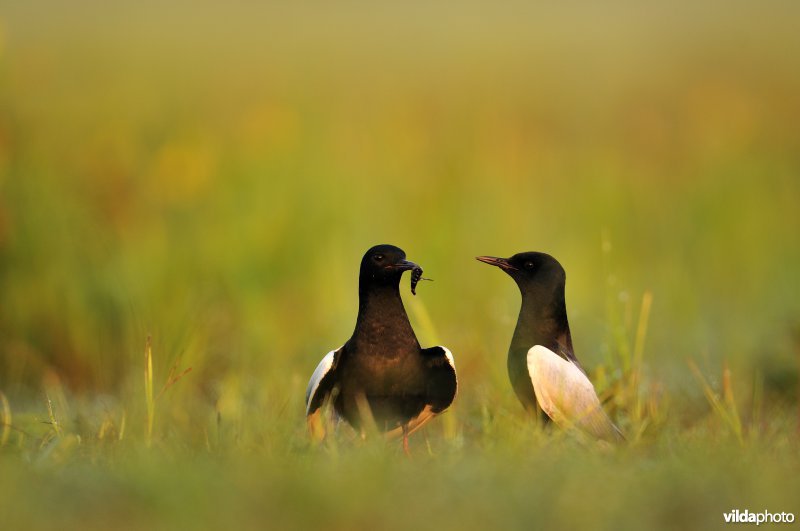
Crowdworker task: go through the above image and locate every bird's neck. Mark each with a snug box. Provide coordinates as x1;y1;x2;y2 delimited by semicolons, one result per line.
510;283;573;358
352;283;419;354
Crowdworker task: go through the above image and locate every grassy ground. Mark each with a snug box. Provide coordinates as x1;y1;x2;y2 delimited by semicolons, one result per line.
1;2;799;529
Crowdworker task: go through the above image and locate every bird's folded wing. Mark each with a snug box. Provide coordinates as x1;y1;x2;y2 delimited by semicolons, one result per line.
421;346;457;413
305;347;341;416
384;346;457;439
526;345;623;442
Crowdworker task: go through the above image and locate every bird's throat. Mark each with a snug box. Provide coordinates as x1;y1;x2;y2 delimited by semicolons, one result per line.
353;285;420;354
510;291;573;360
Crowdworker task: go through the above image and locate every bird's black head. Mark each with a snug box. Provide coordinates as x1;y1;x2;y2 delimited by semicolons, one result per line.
360;244;419;287
476;251;566;291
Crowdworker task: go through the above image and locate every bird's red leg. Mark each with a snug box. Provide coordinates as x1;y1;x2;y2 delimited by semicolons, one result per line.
402;425;411;457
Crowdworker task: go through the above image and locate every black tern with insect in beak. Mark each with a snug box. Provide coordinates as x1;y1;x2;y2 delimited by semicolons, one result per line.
306;244;457;452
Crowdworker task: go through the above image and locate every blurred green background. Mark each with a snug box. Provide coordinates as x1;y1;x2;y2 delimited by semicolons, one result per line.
1;2;799;529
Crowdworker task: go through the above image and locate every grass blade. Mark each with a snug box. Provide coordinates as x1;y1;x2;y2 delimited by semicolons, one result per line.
0;391;10;447
145;336;154;448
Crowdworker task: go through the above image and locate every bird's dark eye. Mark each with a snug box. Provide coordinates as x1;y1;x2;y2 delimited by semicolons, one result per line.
524;261;535;270
373;254;384;262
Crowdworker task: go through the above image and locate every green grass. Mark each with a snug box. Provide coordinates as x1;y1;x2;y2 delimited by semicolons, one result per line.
1;2;800;529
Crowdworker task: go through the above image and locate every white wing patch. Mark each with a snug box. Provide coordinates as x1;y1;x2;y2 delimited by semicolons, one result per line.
526;345;623;442
305;348;338;415
438;345;455;370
